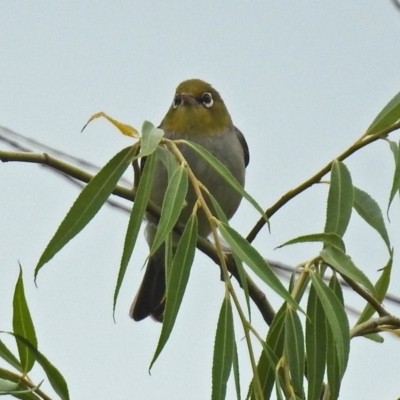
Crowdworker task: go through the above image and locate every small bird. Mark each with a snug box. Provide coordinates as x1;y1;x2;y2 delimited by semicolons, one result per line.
129;79;249;322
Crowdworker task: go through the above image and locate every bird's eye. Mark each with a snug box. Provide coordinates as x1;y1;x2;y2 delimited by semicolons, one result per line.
201;92;214;108
172;94;181;109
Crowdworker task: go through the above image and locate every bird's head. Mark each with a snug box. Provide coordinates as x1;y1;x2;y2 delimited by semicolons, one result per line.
160;79;232;136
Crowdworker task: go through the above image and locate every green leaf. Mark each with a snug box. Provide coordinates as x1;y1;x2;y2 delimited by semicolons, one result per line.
366;90;400;136
150;215;197;369
284;308;304;397
324;160;353;237
278;232;345;252
320;246;375;294
353;187;391;251
185;140;268;225
363;333;384;343
208;193;251;318
35;146;137;278
3;333;69;400
326;274;345;400
13;266;37;373
329;273;344;309
232;341;241;400
211;298;235;400
156;146;179;179
310;274;349;379
0;369;41;399
0;377;42;397
357;253;393;325
326;324;340;400
0;339;22;372
306;284;327;400
0;368;40;399
113;152;157;316
150;164;188;255
218;223;300;311
388;137;400;214
0;378;19;393
250;305;286;400
139;121;164;157
387;139;398;162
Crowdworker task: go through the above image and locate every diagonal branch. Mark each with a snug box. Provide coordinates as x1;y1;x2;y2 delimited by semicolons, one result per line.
0;148;276;325
246;122;400;243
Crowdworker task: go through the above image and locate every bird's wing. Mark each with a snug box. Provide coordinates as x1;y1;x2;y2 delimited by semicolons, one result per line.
234;126;250;167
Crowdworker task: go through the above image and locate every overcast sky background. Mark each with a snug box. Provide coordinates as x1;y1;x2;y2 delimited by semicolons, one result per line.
1;2;400;399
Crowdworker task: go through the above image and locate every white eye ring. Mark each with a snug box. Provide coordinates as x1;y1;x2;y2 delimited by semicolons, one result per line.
172;94;180;109
201;92;213;108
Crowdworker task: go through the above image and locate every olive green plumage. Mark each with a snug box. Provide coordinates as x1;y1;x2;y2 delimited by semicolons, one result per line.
130;79;249;322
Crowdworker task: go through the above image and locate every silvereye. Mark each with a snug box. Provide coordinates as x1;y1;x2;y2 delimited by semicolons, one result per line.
129;79;249;322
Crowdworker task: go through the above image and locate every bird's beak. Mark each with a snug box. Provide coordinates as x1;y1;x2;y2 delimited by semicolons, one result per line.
180;93;198;106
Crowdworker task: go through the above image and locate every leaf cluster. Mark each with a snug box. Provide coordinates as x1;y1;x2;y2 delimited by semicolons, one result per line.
1;91;400;399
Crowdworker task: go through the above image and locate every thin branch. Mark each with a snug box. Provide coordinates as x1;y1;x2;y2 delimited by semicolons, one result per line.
3;121;400;327
0;150;134;201
340;274;389;317
246;122;400;243
351;315;400;338
0;148;276;325
0;367;52;400
268;259;400;310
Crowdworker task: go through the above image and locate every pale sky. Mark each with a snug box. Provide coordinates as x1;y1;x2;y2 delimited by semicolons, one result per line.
1;2;400;399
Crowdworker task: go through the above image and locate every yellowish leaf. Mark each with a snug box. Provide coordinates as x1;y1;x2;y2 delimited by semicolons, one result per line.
81;111;139;138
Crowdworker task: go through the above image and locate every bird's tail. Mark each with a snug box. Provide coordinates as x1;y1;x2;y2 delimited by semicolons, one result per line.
129;254;166;322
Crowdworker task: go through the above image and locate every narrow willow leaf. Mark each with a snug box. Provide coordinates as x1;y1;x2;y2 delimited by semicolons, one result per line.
150;164;188;255
320;246;375;294
278;232;345;252
232;341;241;400
357;253;393;325
324;160;353;237
366;90;400;136
0;339;22;372
388;137;400;213
139;121;164;157
387;139;398;161
208;193;251;318
211;298;235;400
326;274;345;400
150;215;197;369
113;152;157;316
284;308;304;397
13;267;37;373
35;146;137;278
231;254;251;320
0;378;19;393
250;305;286;400
156;146;179;179
310;274;349;378
306;285;327;400
165;232;173;286
363;333;384;343
353;187;391;251
219;223;300;311
185;140;268;225
326;326;340;400
4;333;69;400
329;274;344;308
